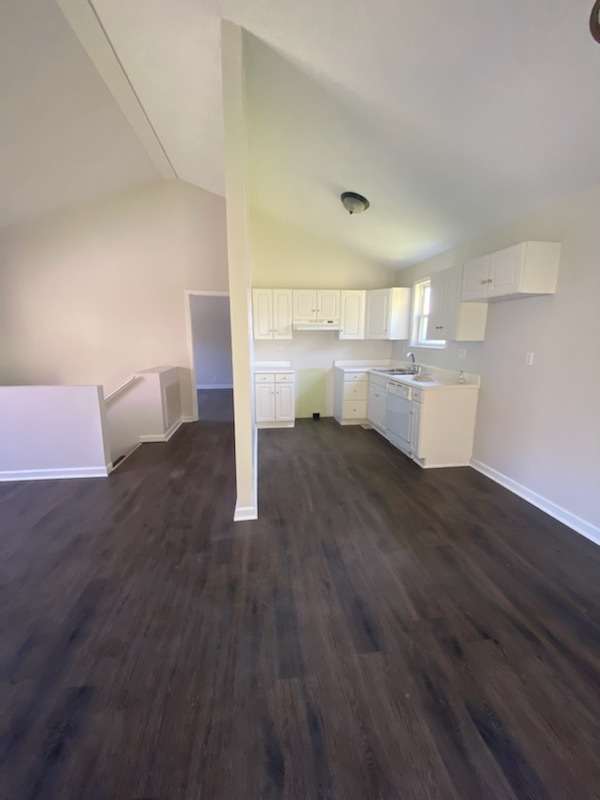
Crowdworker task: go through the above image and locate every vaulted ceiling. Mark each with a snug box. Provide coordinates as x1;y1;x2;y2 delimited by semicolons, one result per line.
3;1;600;266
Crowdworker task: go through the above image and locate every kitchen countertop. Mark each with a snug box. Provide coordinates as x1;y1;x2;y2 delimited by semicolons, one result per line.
369;368;479;390
254;361;294;374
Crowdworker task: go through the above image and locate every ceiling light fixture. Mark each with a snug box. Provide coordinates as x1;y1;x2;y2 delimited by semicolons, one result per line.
341;191;370;214
592;0;600;43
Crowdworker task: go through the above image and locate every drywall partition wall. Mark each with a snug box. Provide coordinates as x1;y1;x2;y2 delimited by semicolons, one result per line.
222;21;257;522
190;294;233;388
104;366;183;463
255;336;392;416
394;184;600;542
0;385;111;480
0;180;228;419
250;210;393;288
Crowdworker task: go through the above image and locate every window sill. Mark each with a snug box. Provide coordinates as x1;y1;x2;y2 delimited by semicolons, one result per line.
409;342;447;350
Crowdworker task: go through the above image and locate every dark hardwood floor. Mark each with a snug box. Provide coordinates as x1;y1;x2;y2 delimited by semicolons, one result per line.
1;389;599;799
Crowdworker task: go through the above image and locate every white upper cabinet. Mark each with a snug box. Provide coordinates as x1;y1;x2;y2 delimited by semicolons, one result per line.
429;266;488;341
339;290;366;340
292;290;316;320
292;289;340;321
252;289;293;340
461;242;561;302
461;256;491;301
317;290;340;320
365;288;411;340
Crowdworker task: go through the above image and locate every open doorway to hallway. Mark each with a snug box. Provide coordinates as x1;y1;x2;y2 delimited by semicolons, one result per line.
185;291;233;421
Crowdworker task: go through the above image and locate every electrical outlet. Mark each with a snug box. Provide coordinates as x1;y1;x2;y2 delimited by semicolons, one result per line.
525;352;534;366
458;348;467;359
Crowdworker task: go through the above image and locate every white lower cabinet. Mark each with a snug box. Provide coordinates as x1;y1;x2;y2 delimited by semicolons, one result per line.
366;373;479;468
367;373;387;433
254;372;295;428
408;385;479;468
333;368;369;424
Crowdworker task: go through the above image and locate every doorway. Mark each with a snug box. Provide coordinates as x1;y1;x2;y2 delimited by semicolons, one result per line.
185;291;233;421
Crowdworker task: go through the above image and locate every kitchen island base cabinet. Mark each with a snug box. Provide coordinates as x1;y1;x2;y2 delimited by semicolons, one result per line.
255;372;295;428
410;386;479;468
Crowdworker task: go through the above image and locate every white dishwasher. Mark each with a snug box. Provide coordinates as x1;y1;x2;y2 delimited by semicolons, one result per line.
385;381;412;455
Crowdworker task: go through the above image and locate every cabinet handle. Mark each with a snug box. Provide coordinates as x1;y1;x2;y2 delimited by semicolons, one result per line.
480;279;486;285
487;278;493;284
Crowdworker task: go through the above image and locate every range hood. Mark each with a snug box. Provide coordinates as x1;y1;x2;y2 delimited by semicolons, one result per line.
293;319;341;331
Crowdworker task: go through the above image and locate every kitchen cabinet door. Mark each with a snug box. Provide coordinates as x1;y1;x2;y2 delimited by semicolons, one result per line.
272;289;293;339
255;384;275;422
316;290;340;320
365;289;389;338
292;290;316;320
275;384;295;421
433;265;487;341
409;399;421;459
339;290;365;339
252;289;273;339
487;244;524;298
428;270;447;339
461;256;490;301
367;384;387;431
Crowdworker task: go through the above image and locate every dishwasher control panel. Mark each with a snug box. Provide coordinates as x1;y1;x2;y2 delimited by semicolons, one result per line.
387;381;412;400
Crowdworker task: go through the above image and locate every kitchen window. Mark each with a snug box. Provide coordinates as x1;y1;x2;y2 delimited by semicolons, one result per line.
411;279;445;348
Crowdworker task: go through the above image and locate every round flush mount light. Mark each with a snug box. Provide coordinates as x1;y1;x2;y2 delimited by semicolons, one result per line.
341;191;370;214
592;0;600;43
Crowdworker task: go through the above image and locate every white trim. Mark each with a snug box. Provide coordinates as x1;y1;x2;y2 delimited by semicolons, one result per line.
181;415;196;423
139;418;183;443
184;290;230;423
470;459;600;547
0;466;110;482
56;0;176;179
233;431;259;522
233;503;258;521
196;383;233;389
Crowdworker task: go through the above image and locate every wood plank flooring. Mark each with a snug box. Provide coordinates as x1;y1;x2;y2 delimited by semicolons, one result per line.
1;389;599;799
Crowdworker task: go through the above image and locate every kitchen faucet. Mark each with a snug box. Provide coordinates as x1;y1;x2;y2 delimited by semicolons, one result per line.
406;352;418;374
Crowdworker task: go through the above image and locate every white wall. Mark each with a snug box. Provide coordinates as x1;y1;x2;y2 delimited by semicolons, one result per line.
0;385;110;479
394;184;600;537
190;295;233;388
250;208;393;288
0;179;228;418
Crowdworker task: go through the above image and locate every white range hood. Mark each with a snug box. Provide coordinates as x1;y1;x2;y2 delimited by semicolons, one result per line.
292;319;340;331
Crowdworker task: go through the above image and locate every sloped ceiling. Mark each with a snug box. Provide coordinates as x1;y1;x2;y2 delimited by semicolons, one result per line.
4;1;600;264
0;0;160;229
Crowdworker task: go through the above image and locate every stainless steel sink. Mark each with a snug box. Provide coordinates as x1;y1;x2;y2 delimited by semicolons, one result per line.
380;368;417;375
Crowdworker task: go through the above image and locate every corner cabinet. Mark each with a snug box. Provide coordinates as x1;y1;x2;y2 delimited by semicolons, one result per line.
252;289;293;340
365;288;411;340
255;371;295;428
429;265;488;341
461;241;561;302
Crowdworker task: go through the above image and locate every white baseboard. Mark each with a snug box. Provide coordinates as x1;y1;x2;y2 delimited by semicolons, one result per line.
0;466;110;482
470;459;600;547
234;503;258;521
233;429;259;522
196;384;233;389
139;418;183;443
181;415;196;423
